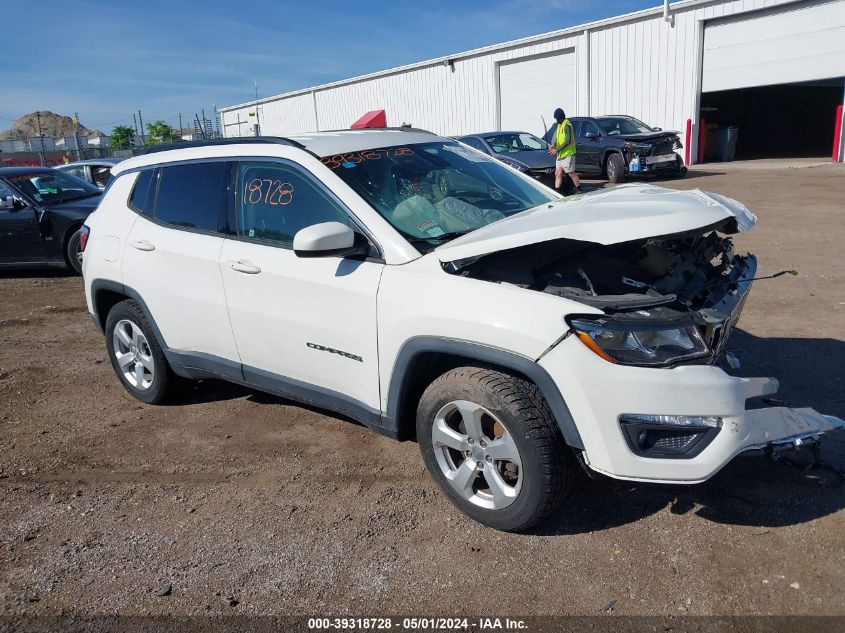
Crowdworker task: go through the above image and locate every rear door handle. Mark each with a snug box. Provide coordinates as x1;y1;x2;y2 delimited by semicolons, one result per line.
130;240;155;252
227;259;261;274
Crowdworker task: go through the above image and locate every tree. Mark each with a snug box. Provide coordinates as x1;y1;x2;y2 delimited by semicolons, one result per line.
146;120;175;145
110;125;135;150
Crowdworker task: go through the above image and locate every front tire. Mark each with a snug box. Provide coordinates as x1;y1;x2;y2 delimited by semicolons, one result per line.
65;229;83;275
105;300;179;404
417;367;572;532
606;153;625;183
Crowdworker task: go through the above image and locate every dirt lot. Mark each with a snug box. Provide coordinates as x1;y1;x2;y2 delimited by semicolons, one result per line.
1;162;844;620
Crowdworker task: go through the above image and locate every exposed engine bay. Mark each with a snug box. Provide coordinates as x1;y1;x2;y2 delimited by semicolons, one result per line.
447;227;757;364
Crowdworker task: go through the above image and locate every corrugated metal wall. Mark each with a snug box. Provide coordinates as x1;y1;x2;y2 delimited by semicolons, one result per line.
220;0;808;146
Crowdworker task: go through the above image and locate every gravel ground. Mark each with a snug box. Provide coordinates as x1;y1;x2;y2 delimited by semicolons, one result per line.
1;162;843;620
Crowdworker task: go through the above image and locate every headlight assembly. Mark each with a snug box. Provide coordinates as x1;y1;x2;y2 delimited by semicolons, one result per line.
567;316;710;366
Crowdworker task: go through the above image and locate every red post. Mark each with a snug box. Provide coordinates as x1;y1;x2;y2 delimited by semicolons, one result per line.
684;118;692;165
832;104;843;162
698;118;706;164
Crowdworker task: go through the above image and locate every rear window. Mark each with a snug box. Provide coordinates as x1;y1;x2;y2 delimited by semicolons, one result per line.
128;169;156;215
154;162;229;232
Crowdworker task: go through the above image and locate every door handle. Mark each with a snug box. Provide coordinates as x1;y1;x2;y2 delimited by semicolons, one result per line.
130;240;155;252
227;259;261;274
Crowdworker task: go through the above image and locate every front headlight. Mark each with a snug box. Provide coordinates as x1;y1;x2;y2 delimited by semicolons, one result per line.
568;316;710;366
623;141;652;152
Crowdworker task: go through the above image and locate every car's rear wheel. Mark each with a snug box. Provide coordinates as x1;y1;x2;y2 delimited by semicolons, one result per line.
65;228;84;275
606;153;625;183
417;366;572;532
105;300;179;404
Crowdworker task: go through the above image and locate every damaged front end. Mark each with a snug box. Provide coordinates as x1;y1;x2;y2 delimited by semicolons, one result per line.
450;224;754;367
623;135;685;175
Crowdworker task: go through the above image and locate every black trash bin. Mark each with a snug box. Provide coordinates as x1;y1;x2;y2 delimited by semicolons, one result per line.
714;126;739;162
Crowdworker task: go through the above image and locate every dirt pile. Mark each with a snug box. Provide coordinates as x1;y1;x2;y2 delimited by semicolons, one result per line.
0;111;102;141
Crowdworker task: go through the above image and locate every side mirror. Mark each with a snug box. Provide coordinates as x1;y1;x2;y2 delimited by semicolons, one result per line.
584;131;598;139
652;127;662;132
293;221;363;258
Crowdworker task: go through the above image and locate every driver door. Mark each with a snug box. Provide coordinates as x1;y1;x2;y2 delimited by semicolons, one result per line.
219;159;384;415
0;180;45;265
576;120;603;174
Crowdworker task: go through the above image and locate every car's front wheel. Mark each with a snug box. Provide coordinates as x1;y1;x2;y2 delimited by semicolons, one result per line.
606;153;625;183
105;300;179;404
417;367;572;532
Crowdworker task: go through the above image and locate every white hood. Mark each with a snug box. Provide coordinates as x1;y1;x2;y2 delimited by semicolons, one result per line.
436;184;757;263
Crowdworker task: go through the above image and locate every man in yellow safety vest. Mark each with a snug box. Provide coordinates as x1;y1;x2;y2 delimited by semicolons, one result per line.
548;107;582;195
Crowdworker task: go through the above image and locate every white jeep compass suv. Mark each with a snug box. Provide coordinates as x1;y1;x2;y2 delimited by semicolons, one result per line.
82;130;842;531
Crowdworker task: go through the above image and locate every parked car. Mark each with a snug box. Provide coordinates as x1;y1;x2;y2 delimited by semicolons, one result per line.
56;158;122;189
81;132;842;531
456;131;555;183
0;167;101;274
545;116;686;183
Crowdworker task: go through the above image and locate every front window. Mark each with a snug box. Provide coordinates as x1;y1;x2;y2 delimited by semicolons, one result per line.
596;117;654;136
237;161;351;247
483;133;547;154
322;142;554;252
6;170;100;204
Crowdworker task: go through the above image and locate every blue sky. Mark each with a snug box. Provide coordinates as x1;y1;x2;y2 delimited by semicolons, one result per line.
2;0;657;134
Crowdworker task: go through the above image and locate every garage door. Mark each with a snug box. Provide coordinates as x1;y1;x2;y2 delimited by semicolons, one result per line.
703;0;845;92
498;50;576;136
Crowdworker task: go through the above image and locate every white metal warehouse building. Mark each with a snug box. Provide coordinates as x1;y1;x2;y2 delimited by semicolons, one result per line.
220;0;845;163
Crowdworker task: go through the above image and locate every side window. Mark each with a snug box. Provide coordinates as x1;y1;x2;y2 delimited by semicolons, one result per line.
237;161;350;247
154;162;229;232
63;166;86;180
128;169;156;215
461;137;487;153
92;166;111;188
582;121;600;137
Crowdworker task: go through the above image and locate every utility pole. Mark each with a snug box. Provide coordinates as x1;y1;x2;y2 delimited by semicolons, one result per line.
73;112;83;161
195;114;206;139
35;110;47;166
178;113;183;141
138;109;146;145
253;78;261;136
132;113;139;146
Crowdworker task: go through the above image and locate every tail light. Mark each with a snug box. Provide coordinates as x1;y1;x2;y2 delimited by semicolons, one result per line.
79;225;90;251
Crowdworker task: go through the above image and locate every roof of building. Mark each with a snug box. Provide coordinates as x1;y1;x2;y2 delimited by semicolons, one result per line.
219;0;710;113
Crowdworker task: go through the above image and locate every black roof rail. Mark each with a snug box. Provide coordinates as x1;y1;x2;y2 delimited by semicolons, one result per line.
138;136;306;155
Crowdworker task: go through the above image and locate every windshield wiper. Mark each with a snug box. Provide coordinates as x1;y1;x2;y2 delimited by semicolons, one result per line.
405;230;470;246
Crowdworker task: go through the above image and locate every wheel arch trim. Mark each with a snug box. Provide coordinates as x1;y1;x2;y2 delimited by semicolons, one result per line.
89;279;169;352
384;336;584;449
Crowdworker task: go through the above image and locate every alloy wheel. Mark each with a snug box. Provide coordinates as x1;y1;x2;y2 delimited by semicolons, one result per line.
431;400;523;510
112;319;155;390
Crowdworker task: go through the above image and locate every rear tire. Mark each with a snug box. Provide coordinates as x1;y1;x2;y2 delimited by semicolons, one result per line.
65;229;83;275
417;366;572;532
105;300;180;404
606;153;625;183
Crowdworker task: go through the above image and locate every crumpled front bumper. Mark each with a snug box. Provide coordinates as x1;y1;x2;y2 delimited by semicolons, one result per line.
539;337;844;483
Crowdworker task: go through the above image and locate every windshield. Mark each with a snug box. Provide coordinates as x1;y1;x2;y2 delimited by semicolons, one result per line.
5;170;100;204
322;142;554;251
596;117;654;136
483;133;547;154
